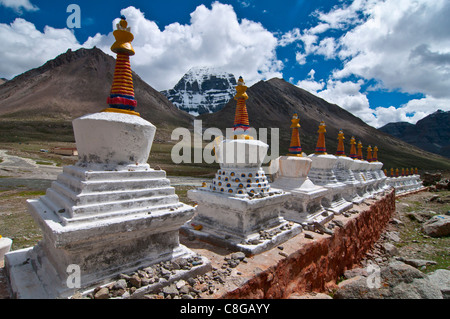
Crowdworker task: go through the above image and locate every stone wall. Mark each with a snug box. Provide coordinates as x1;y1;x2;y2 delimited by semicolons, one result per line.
221;189;396;298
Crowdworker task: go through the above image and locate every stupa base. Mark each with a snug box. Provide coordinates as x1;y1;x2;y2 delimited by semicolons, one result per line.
5;244;210;299
182;189;302;256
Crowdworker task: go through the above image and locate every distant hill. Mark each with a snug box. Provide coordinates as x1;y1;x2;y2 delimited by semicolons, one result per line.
379;110;450;159
200;78;450;170
0;47;193;140
161;67;237;116
0;47;448;171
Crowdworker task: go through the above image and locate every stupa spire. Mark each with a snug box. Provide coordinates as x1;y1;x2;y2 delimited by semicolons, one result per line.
349;136;357;159
367;145;373;162
103;16;139;116
287;113;302;156
314;121;327;155
336;130;345;156
372;146;378;162
233;76;251;139
357;141;363;160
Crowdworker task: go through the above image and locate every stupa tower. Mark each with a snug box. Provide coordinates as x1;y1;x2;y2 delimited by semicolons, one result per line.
349;136;357;159
103;16;139;116
287;113;302;156
372;146;378;162
336;130;345;156
185;75;301;255
233;76;251;139
367;145;373;162
357;141;363;160
315;121;327;155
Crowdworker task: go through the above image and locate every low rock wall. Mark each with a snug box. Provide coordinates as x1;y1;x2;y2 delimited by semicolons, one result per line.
221;189;396;298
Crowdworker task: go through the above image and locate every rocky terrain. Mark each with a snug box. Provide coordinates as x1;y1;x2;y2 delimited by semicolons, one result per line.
331;187;450;299
161;67;237;116
379;110;450;159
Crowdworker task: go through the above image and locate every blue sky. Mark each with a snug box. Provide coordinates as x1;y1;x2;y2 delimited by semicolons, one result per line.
1;0;449;128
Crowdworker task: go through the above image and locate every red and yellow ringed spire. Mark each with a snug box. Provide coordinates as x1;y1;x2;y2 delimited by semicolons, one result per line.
103;16;139;116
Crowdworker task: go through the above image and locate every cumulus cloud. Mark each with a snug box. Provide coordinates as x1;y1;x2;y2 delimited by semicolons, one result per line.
0;0;38;14
105;4;283;90
0;3;282;90
287;0;450;127
0;18;82;78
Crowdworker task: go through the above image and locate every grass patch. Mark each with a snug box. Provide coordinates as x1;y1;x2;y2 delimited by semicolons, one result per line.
395;190;450;273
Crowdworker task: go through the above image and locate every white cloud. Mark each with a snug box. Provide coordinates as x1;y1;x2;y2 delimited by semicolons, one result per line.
0;0;38;14
0;3;283;91
87;4;283;90
0;18;82;78
287;0;450;127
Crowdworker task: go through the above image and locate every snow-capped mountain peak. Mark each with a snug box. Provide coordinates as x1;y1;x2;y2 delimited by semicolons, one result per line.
161;67;237;116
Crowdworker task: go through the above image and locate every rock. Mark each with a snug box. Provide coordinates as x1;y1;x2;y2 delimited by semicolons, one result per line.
94;287;110;299
334;261;443;299
129;274;142;288
423;172;441;186
343;268;368;279
389;218;404;226
162;284;179;297
313;222;334;235
406;212;427;223
383;231;401;243
396;257;437;269
427;269;450;299
382;243;399;256
333;220;344;228
113;279;128;290
231;252;246;261
422;215;450;237
160;267;172;279
304;233;314;239
179;285;191;295
176;279;186;289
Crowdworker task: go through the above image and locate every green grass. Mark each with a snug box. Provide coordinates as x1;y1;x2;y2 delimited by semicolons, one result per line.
395;191;450;273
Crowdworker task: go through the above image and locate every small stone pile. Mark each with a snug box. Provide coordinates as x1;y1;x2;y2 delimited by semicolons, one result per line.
243;223;295;245
72;252;253;299
72;255;206;299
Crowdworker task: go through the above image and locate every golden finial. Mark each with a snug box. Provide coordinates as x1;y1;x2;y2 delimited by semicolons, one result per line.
336;130;345;156
315;121;327;154
287;113;302;156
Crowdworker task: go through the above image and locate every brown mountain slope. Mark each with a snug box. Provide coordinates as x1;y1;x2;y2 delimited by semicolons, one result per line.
200;78;450;170
0;47;193;137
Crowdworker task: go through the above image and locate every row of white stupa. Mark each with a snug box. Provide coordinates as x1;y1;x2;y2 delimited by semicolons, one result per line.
4;17;424;298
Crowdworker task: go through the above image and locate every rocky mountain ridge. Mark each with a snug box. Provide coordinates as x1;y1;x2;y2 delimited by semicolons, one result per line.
379;110;450;158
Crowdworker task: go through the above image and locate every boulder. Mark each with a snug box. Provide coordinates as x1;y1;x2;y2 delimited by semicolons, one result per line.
422;215;450;237
422;172;441;186
427;269;450;299
334;261;443;299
